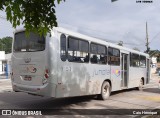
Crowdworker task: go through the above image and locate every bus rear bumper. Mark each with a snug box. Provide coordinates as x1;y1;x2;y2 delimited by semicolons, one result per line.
12;82;56;97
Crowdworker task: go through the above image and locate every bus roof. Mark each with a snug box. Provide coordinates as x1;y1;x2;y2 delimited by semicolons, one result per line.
14;27;149;57
54;27;149;58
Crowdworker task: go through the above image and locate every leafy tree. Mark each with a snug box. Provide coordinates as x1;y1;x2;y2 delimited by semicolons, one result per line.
149;50;159;57
0;37;13;54
0;0;65;35
149;50;160;62
117;41;123;46
133;47;140;51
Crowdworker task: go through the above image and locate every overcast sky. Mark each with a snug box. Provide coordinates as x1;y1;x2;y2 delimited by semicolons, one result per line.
0;0;160;51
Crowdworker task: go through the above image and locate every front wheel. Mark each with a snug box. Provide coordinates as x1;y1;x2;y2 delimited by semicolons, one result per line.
98;81;111;100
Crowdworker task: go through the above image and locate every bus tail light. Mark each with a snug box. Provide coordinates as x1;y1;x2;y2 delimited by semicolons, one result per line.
44;69;49;79
45;73;49;79
43;69;49;84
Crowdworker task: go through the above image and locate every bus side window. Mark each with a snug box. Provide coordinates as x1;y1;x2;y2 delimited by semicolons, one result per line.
108;47;120;66
90;43;98;64
79;40;89;63
130;53;140;67
140;55;146;68
98;45;107;64
68;37;89;63
90;43;107;64
60;34;67;61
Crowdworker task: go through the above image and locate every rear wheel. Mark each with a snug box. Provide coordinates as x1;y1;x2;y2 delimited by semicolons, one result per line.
98;81;111;100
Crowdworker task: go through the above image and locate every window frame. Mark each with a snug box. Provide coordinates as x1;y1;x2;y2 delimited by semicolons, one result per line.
90;42;107;65
14;31;45;52
108;47;120;66
67;36;89;63
130;53;140;67
139;55;146;68
60;34;67;62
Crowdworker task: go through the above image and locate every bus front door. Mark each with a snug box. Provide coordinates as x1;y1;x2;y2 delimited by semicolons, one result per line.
121;53;129;88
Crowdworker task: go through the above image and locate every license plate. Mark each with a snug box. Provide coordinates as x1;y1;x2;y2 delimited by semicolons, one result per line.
24;76;32;81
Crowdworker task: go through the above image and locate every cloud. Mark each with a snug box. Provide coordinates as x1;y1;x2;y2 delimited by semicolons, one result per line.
0;0;159;51
56;0;160;51
0;11;14;38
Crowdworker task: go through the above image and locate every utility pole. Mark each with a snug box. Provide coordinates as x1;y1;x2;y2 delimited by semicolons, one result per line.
145;22;150;53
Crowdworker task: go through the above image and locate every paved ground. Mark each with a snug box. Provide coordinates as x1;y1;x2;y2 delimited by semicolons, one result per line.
0;74;159;118
0;78;12;92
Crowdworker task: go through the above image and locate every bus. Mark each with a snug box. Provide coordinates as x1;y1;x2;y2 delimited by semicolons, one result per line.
11;27;150;100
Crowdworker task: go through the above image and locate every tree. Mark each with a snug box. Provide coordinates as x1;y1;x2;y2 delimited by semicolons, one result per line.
0;37;13;54
0;0;65;35
117;41;123;46
149;50;160;62
133;47;140;51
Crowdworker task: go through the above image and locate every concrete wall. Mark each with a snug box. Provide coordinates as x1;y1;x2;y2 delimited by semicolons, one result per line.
0;51;5;75
151;57;157;64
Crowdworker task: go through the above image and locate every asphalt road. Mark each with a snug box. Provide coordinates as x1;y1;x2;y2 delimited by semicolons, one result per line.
0;74;159;118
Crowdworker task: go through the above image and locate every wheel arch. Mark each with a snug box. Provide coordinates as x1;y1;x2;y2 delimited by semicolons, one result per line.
141;77;144;85
103;79;112;90
97;79;112;100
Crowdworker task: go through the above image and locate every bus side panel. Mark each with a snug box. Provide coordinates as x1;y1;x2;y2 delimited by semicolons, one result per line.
56;63;111;97
110;66;121;91
54;33;89;98
48;31;59;97
86;64;111;95
57;62;91;98
55;33;111;98
128;67;146;88
140;68;147;85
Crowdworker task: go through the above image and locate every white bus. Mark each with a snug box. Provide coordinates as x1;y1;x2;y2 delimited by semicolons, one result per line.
11;27;150;100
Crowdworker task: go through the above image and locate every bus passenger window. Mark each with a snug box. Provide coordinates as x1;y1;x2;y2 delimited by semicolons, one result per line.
91;55;98;63
60;34;67;61
108;47;120;66
68;37;89;63
90;43;107;64
98;45;107;64
84;55;89;62
140;55;146;68
130;53;140;67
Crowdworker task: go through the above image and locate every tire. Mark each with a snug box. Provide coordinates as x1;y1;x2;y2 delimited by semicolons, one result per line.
138;78;144;91
98;81;111;100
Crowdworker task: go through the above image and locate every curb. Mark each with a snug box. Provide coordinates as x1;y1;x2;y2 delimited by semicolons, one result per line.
0;78;11;82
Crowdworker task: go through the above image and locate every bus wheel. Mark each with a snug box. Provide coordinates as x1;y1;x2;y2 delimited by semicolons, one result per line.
138;78;143;91
98;81;111;100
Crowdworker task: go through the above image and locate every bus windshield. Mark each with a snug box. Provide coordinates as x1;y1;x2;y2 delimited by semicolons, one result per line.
14;32;45;52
